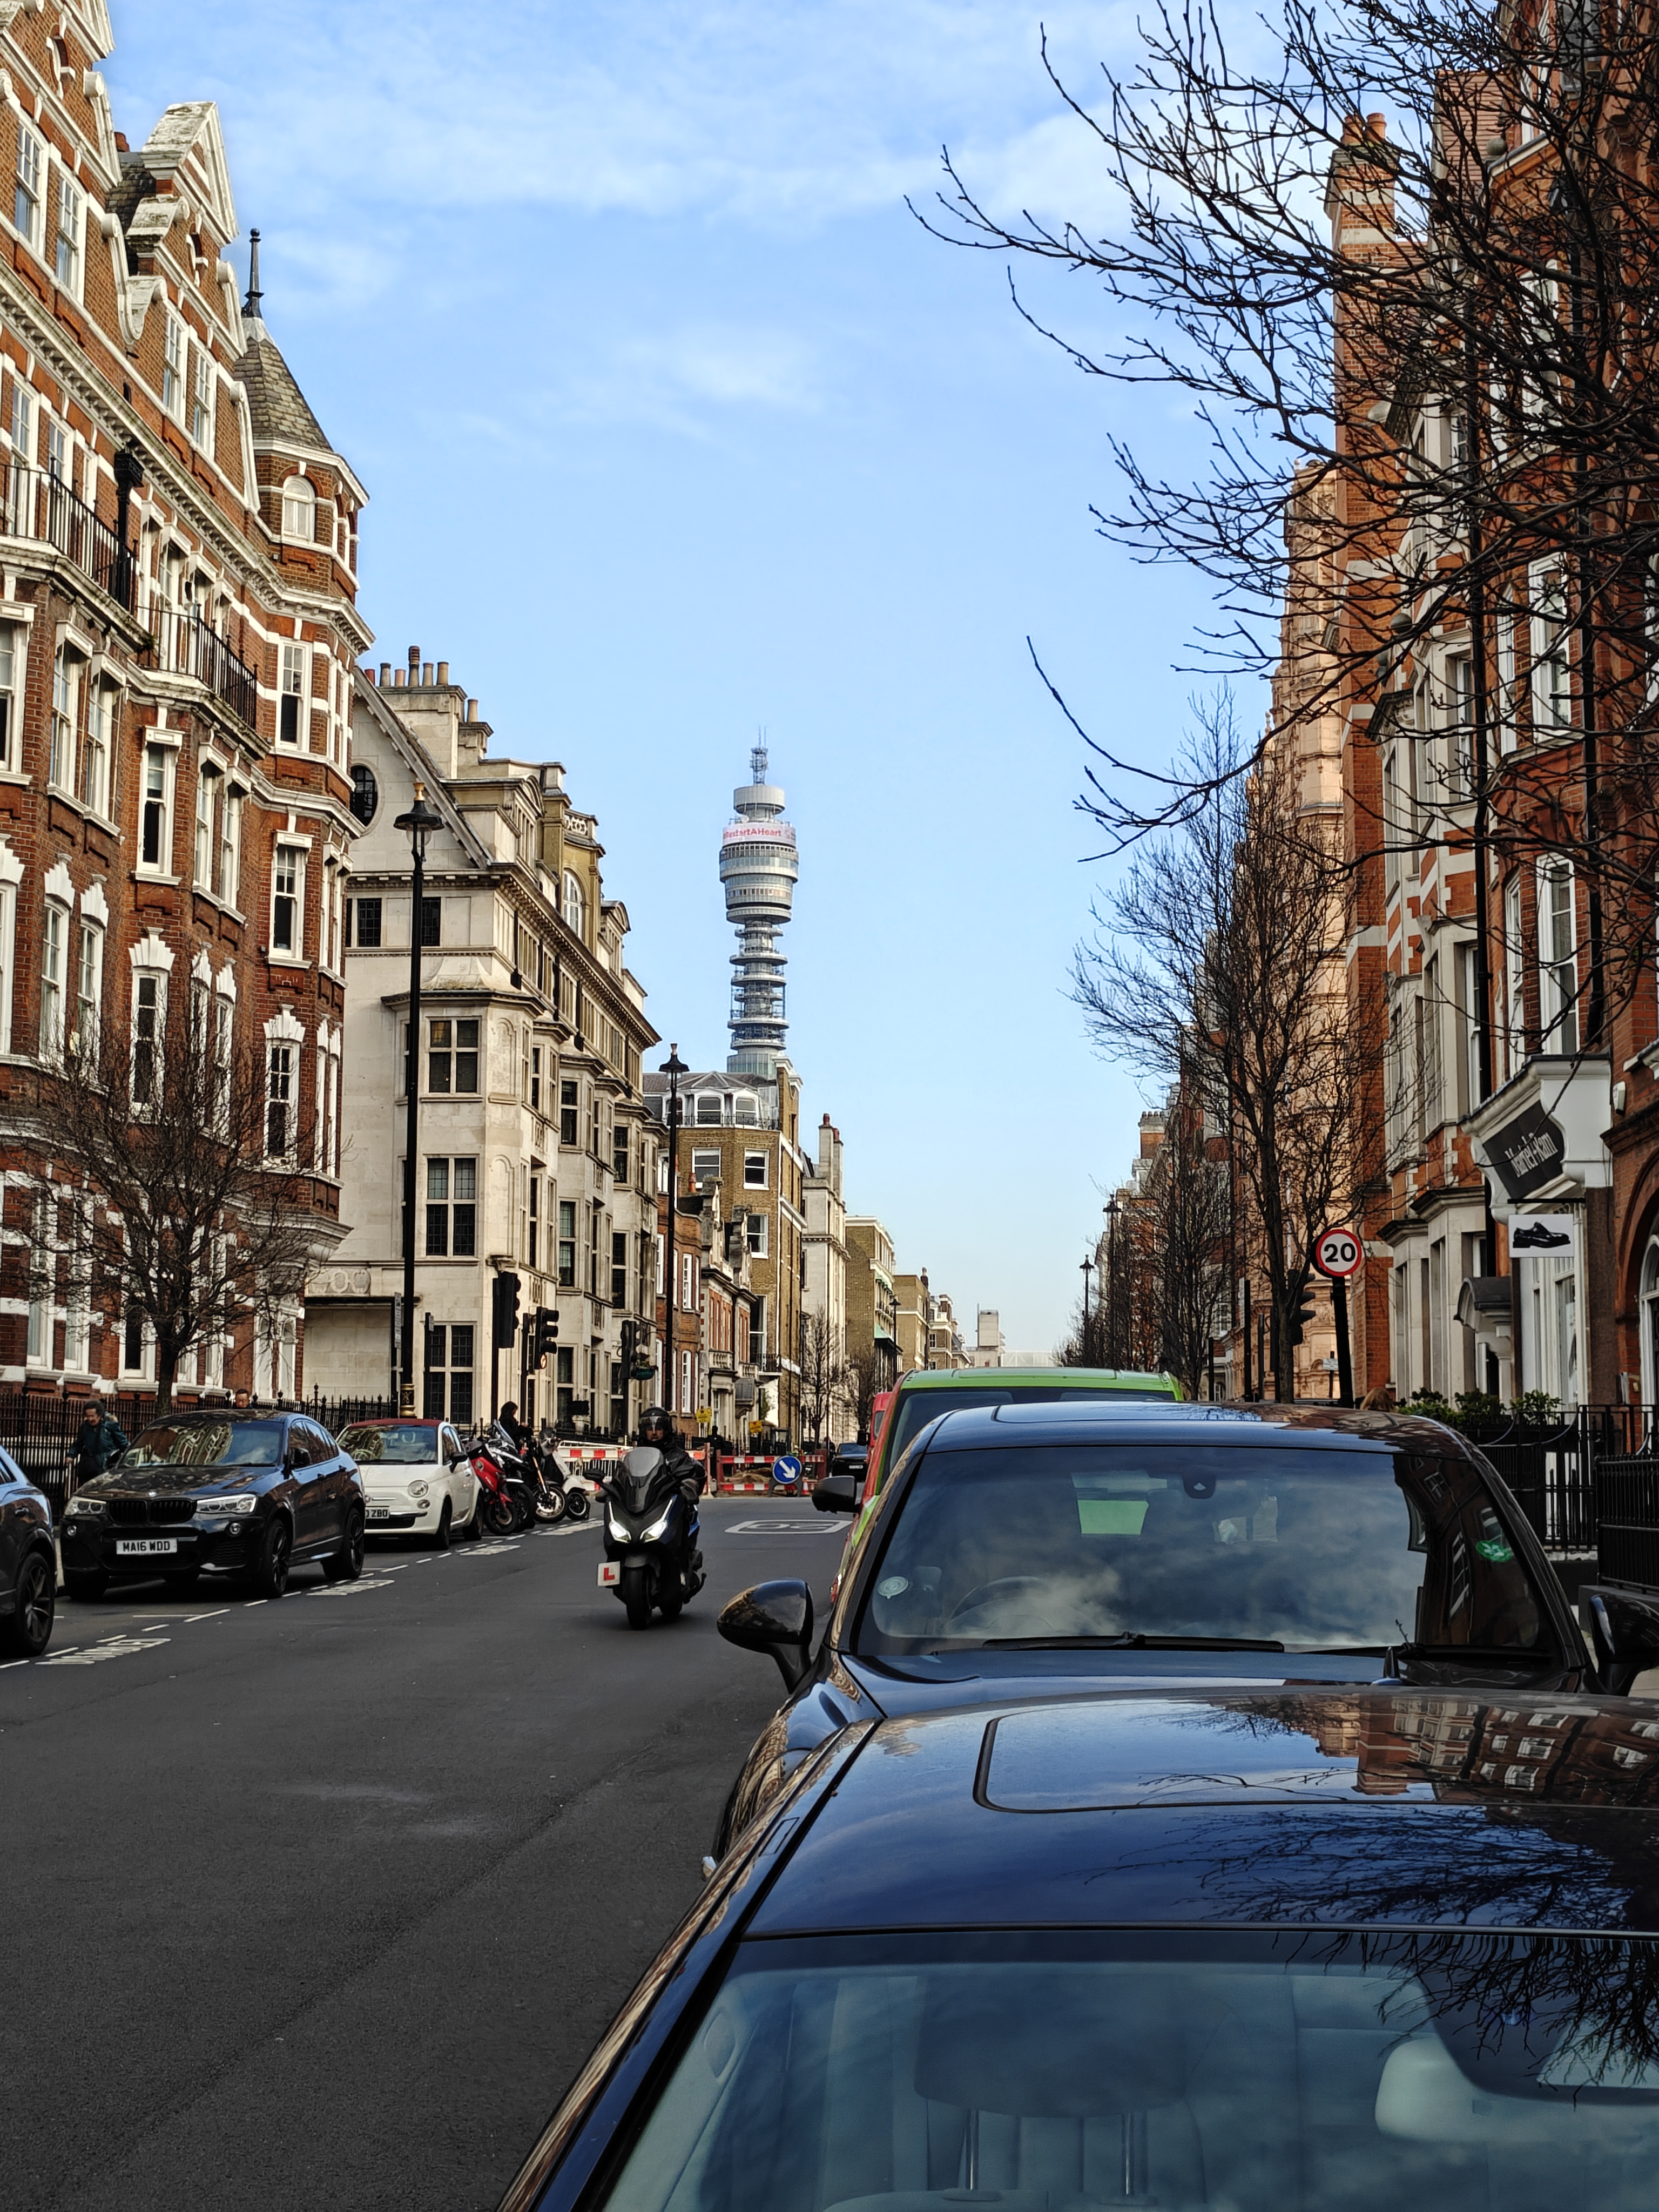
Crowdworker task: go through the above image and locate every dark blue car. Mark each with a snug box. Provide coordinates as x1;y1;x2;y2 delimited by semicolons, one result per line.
712;1402;1652;1852
497;1681;1659;2212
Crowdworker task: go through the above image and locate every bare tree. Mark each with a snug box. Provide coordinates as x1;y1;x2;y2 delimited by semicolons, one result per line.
1152;1100;1233;1395
798;1307;852;1446
919;0;1659;1053
19;1006;324;1413
844;1341;886;1442
1074;695;1377;1400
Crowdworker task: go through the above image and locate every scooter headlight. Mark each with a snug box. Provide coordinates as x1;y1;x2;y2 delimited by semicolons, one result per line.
606;1510;632;1543
642;1508;674;1542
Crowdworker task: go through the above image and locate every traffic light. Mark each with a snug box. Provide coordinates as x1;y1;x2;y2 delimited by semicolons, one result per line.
621;1317;656;1381
531;1306;559;1367
1287;1272;1318;1347
491;1270;522;1350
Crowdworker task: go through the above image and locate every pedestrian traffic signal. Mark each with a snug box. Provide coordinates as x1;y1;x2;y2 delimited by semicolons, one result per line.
492;1270;522;1350
1287;1272;1318;1347
531;1306;559;1366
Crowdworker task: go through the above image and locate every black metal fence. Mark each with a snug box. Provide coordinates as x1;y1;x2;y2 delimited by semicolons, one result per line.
1460;1406;1636;1554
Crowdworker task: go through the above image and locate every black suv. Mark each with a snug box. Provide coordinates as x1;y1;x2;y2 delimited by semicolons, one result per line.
60;1412;365;1601
0;1444;55;1656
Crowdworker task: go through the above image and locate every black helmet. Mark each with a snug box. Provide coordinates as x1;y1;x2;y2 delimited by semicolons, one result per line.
638;1405;676;1445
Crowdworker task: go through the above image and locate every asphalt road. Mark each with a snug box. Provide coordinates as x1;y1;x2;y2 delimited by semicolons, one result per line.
0;1494;845;2212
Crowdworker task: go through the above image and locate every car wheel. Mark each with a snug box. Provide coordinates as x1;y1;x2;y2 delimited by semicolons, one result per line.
428;1500;452;1552
253;1516;292;1600
622;1566;651;1630
2;1552;55;1657
64;1569;108;1602
323;1510;366;1583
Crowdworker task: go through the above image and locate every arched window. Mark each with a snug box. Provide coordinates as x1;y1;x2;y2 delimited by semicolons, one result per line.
349;763;378;826
1642;1238;1659;1414
694;1092;723;1125
281;474;315;542
562;871;585;936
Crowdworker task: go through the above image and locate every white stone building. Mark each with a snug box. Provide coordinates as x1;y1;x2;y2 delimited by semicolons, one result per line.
306;652;660;1432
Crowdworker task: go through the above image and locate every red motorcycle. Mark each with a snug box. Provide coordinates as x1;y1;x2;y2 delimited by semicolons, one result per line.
463;1432;523;1536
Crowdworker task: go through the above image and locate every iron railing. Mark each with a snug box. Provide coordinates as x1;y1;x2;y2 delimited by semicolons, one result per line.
0;460;134;609
1460;1405;1636;1554
144;604;259;731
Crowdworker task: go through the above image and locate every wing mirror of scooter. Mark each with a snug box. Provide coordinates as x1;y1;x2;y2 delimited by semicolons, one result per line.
1582;1584;1659;1694
718;1579;814;1691
812;1471;860;1515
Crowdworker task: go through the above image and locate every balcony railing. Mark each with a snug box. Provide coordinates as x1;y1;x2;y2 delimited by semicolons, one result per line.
0;460;134;609
144;604;259;732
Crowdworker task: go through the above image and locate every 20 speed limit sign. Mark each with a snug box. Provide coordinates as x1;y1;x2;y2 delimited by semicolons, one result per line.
1313;1228;1363;1279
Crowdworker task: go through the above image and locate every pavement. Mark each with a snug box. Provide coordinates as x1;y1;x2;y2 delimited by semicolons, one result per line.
0;1495;846;2212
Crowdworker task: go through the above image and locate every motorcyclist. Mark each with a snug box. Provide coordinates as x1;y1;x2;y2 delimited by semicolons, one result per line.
496;1400;550;1507
637;1406;704;1576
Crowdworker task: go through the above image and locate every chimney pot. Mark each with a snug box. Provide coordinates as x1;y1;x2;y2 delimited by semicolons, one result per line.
1366;111;1386;137
422;662;433;687
408;646;420;671
467;698;478;722
436;660;449;686
366;664;377;685
379;662;391;686
392;668;404;687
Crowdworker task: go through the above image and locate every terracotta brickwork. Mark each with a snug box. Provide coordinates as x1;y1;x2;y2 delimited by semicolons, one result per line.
0;2;367;1400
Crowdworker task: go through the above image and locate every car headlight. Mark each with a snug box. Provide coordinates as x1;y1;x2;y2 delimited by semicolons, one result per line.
66;1495;105;1516
642;1508;673;1542
203;1496;260;1517
408;1480;429;1499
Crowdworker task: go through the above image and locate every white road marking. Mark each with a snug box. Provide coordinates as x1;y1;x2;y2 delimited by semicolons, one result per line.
724;1519;838;1534
41;1636;170;1665
306;1579;394;1600
184;1609;231;1623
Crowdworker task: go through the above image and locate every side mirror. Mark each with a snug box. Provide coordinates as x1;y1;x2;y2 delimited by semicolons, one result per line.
718;1579;814;1691
1582;1585;1659;1695
813;1472;859;1515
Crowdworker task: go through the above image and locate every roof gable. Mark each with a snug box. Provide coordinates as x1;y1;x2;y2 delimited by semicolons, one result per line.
135;101;237;244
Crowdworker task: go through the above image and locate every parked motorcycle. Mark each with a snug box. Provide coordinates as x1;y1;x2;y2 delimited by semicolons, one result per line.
464;1431;526;1536
536;1429;589;1522
596;1446;704;1629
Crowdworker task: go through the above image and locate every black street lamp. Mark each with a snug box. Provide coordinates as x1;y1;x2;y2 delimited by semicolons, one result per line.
1103;1196;1122;1370
393;781;442;1417
1080;1252;1095;1359
659;1045;687;1417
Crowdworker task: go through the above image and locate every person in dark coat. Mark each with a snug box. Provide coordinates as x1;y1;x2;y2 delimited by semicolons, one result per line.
70;1402;128;1482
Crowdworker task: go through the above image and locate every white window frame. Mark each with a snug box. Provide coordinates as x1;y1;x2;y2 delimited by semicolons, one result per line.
562;871;585;935
279;643;307;746
746;1211;768;1258
13;124;41;251
193;760;218;888
80;677;113;820
48;644;78;792
1529;564;1571;737
130;963;166;1111
1496;606;1519;754
162;315;184;421
271;842;305;960
38;896;66;1058
691;1148;721;1186
218;784;244;907
138;739;178;876
1537;858;1579;1055
265;1033;299;1162
189;346;213;449
52;169;80;295
743;1151;768;1189
0;859;16;1053
280;474;315;542
73;913;102;1061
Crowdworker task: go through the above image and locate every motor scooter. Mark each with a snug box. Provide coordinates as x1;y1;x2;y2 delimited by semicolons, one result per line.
596;1446;704;1629
464;1432;529;1535
536;1429;589;1522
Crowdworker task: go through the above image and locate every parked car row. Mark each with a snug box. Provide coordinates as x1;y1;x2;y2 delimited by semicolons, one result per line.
492;1372;1659;2212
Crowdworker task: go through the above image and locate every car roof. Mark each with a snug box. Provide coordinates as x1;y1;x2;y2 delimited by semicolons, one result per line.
138;1408;289;1423
344;1417;441;1427
750;1687;1659;1937
912;1400;1457;1454
894;1366;1179;1394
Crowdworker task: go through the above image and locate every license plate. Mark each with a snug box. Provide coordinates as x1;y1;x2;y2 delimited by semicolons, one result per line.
116;1538;177;1556
598;1561;621;1587
367;1508;390;1521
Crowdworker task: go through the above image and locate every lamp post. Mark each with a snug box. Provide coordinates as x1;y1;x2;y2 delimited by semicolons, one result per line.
393;782;442;1417
1080;1253;1095;1361
1103;1197;1122;1370
660;1045;687;1417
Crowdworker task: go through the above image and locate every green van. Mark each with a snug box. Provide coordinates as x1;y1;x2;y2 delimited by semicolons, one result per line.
860;1365;1184;1507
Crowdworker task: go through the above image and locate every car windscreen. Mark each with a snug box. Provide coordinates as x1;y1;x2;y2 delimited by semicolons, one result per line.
852;1443;1555;1656
121;1421;284;1469
883;1384;1174;1474
593;1928;1659;2212
339;1423;440;1465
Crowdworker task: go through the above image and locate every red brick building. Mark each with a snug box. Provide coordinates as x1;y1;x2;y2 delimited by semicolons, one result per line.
0;3;366;1400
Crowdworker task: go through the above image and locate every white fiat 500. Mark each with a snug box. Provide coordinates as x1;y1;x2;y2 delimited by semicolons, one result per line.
336;1419;479;1548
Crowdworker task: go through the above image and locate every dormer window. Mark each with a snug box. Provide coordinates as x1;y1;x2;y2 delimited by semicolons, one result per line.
281;475;315;541
562;871;585;935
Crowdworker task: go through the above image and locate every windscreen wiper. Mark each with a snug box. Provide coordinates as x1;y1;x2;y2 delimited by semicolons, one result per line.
974;1634;1286;1653
1391;1642;1558;1665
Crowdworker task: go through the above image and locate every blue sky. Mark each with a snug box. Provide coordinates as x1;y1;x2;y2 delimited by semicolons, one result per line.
106;0;1222;1353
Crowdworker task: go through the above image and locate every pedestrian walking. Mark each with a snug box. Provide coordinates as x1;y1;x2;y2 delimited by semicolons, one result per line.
68;1401;129;1489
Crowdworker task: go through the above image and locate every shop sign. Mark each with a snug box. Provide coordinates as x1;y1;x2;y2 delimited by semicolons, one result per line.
1488;1103;1568;1201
